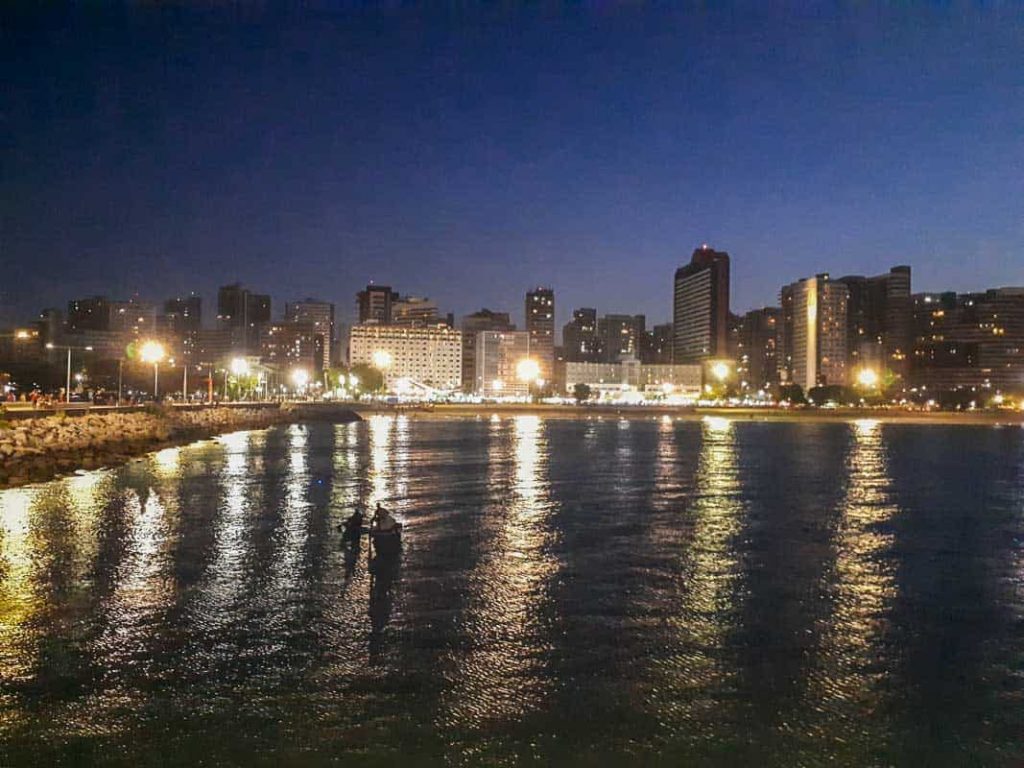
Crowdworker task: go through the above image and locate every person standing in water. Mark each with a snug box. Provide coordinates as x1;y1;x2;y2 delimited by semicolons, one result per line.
371;503;397;533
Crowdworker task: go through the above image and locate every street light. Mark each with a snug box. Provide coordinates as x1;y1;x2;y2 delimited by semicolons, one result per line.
855;367;880;389
516;358;540;384
291;368;309;397
372;349;393;370
140;340;166;400
46;342;94;402
710;361;731;382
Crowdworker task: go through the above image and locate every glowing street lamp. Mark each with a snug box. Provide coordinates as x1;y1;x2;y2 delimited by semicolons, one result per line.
46;342;93;402
855;367;880;389
291;368;310;395
710;361;731;382
230;357;250;376
516;358;541;384
139;340;166;399
372;349;393;370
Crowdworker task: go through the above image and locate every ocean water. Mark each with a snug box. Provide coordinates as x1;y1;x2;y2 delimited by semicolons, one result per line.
1;415;1023;766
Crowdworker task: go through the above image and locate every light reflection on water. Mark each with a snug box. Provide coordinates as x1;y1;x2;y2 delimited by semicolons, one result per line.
0;417;1023;765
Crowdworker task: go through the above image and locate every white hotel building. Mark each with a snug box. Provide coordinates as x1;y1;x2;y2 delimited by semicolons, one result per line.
349;324;462;392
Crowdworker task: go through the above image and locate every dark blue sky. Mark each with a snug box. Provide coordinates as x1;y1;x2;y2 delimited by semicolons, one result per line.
3;2;1022;329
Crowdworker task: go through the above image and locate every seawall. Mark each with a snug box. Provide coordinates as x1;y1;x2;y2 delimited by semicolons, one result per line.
0;404;361;489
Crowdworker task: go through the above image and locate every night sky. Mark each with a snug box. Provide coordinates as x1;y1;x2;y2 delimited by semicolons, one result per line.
3;3;1022;329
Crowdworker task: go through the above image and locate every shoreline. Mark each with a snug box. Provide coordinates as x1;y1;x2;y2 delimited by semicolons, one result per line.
351;402;1024;426
3;401;1020;491
0;404;360;490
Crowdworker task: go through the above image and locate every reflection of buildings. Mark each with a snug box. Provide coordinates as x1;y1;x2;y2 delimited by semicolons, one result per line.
349;325;462;391
436;415;555;730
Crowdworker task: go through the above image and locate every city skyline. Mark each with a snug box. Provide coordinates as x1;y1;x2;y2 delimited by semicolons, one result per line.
4;4;1023;326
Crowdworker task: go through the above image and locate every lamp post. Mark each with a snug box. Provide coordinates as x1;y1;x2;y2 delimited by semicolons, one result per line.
139;340;166;400
516;357;541;399
230;357;250;401
291;368;310;399
45;342;94;402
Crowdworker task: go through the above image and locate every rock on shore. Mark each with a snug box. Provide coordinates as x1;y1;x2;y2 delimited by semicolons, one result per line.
0;406;301;489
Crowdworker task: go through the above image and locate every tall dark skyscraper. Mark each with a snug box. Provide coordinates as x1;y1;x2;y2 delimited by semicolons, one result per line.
525;287;555;381
67;296;111;332
837;265;911;379
286;298;336;363
673;245;730;364
163;294;202;334
597;313;645;362
562;307;598;362
217;283;271;353
460;308;514;392
357;284;400;324
737;307;780;390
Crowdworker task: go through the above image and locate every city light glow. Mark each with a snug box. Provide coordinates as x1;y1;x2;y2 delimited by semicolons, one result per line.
372;349;393;369
516;358;541;383
291;369;309;388
139;340;166;364
856;368;880;388
711;361;730;382
230;357;249;376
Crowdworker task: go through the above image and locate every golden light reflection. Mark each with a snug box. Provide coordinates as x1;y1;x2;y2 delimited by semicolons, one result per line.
0;488;38;684
368;415;395;508
269;425;311;601
100;488;174;629
193;430;253;626
437;414;557;733
807;419;898;745
152;446;181;477
649;417;743;721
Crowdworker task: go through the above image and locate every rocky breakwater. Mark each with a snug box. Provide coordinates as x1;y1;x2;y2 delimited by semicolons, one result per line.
0;406;296;489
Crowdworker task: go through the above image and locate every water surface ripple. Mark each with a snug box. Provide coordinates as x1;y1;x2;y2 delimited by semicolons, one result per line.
1;416;1022;766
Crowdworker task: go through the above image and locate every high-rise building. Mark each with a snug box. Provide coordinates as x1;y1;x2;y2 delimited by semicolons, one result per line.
285;299;335;363
911;287;1024;393
837;266;911;379
67;296;111;332
562;308;598;363
163;294;202;334
260;321;325;371
597;314;645;363
161;293;202;361
525;287;555;381
349;324;462;391
357;284;399;324
641;323;674;364
779;274;849;391
217;284;271;353
391;296;440;327
737;307;780;391
673;245;730;364
461;309;514;392
474;330;531;397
